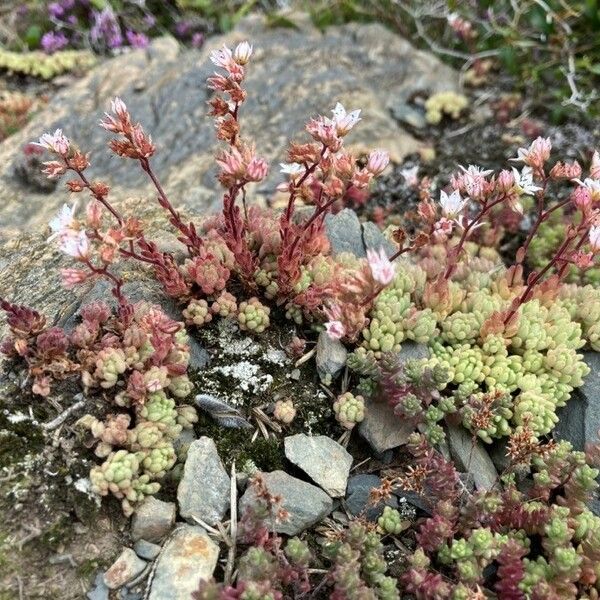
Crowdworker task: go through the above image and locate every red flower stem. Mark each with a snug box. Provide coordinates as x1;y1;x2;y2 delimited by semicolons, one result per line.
83;259;127;306
139;157;201;252
557;223;590;278
71;168;124;225
503;234;574;325
443;195;507;280
283;144;328;225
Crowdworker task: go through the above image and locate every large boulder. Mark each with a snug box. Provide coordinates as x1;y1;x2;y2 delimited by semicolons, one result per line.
0;15;458;242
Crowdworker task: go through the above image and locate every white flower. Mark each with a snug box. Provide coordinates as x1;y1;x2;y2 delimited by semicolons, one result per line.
48;203;77;240
59;230;90;259
510;137;552;167
590;150;600;180
512;166;542;196
439;189;466;218
589;225;600;252
400;165;419;188
367;247;395;285
210;45;234;69
366;150;390;176
233;41;253;65
574;177;600;197
325;320;346;340
331;102;361;136
280;162;305;177
33;129;70;155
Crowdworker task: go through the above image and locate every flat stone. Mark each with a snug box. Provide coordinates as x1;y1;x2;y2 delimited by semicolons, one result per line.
239;471;333;535
398;340;430;362
133;539;161;561
325;209;365;257
0;18;458;242
359;398;413;453
284;434;353;497
345;474;398;520
130;497;176;543
177;437;230;525
390;102;427;129
555;352;600;452
446;423;498;492
315;330;347;382
361;221;397;256
103;548;147;590
87;573;110;600
148;525;219;600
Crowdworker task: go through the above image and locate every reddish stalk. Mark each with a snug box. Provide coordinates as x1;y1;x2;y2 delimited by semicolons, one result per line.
442;194;507;280
70;167;124;225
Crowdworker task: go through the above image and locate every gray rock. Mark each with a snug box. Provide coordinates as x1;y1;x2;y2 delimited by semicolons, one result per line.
173;428;197;460
239;471;333;535
325;209;366;257
0;17;457;242
177;437;230;525
188;337;210;371
87;573;110;600
130;497;176;543
284;434;353;497
133;539;161;561
555;352;600;451
345;474;398;520
316;330;347;381
390;102;427;129
398;340;430;362
359;398;413;453
446;424;498;492
148;525;219;600
103;548;147;590
361;221;397;256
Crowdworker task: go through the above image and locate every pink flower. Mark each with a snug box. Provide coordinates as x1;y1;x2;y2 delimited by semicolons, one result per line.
216;147;245;178
496;169;515;192
325;320;346;340
48;203;78;240
367;247;395;285
59;230;90;259
433;217;454;240
247;156;268;182
366;150;390;176
331;102;361;136
574;177;600;202
111;97;128;119
233;41;253;65
306;117;341;151
511;137;552;168
572;186;592;212
589;225;600;252
34;129;70;155
61;268;88;288
457;165;492;199
42;160;67;179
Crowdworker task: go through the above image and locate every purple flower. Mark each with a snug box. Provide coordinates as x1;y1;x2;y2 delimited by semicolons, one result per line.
41;31;69;54
90;7;123;50
126;30;149;49
48;2;64;18
191;32;205;48
174;20;191;38
144;14;156;28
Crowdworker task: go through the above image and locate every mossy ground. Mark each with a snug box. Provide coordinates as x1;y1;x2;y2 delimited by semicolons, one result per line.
0;366;124;599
